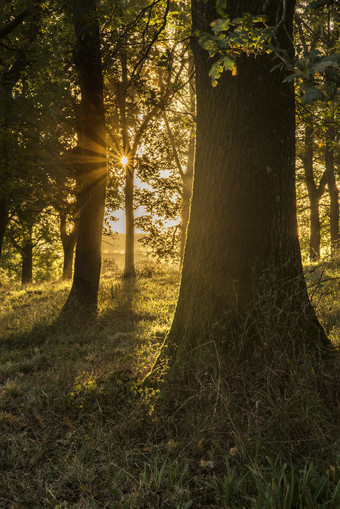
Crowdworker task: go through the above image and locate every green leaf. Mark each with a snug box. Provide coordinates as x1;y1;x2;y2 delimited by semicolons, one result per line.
209;59;224;86
302;86;325;105
283;74;299;83
313;59;339;74
223;55;235;71
211;17;231;34
199;33;218;56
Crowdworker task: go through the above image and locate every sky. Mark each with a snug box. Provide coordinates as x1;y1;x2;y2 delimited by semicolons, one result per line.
108;207;145;234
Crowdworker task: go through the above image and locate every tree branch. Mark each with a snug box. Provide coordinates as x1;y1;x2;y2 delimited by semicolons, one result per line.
163;111;184;178
0;9;30;40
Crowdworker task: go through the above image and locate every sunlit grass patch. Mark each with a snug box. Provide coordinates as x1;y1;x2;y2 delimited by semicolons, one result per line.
0;264;339;507
0;280;71;341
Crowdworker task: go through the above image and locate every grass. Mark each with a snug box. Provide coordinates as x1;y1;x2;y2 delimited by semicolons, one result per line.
0;261;339;508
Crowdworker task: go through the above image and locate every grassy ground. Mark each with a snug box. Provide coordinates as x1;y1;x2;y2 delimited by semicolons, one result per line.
0;262;339;508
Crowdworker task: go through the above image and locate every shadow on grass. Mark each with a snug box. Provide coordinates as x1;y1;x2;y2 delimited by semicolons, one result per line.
98;276;160;331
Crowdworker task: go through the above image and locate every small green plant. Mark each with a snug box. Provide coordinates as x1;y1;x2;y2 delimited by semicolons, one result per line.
247;456;340;508
135;457;194;508
68;371;102;408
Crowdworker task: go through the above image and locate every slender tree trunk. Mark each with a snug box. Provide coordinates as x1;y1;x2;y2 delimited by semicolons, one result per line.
124;162;136;278
0;89;13;269
60;212;78;280
304;125;325;261
0;198;7;264
325;129;339;257
118;52;136;278
166;0;328;368
21;235;33;285
63;0;106;314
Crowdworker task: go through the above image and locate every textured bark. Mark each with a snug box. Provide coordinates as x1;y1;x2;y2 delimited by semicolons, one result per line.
325;130;339;257
304;125;326;261
63;0;106;313
167;0;327;364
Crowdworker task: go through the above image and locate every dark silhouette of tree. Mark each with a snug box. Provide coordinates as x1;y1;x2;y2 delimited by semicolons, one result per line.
325;125;339;257
62;0;106;314
59;210;79;280
0;4;40;265
303;124;326;261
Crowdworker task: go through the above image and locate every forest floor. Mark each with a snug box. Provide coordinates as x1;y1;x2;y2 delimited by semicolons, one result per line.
0;261;339;508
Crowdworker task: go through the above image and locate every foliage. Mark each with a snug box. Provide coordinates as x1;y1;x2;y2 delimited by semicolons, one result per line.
199;12;272;85
197;1;340;102
102;0;191;265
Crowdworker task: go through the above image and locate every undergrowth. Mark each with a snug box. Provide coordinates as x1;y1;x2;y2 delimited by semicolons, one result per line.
0;261;339;507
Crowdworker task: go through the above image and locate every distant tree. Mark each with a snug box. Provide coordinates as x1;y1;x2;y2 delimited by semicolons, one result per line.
103;0;190;276
62;0;107;314
162;62;195;265
0;1;40;264
325;121;339;256
135;70;195;264
59;206;79;280
303;123;326;260
295;0;340;258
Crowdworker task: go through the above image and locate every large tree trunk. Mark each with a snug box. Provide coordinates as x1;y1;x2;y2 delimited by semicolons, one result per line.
63;0;106;314
166;0;328;367
304;125;326;261
325;129;339;257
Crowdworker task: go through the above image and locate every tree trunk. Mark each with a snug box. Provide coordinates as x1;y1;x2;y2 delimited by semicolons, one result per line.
63;0;106;314
325;129;339;257
60;212;78;280
118;51;136;279
124;162;136;278
21;236;33;285
304;125;324;261
0;198;7;264
166;0;328;367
